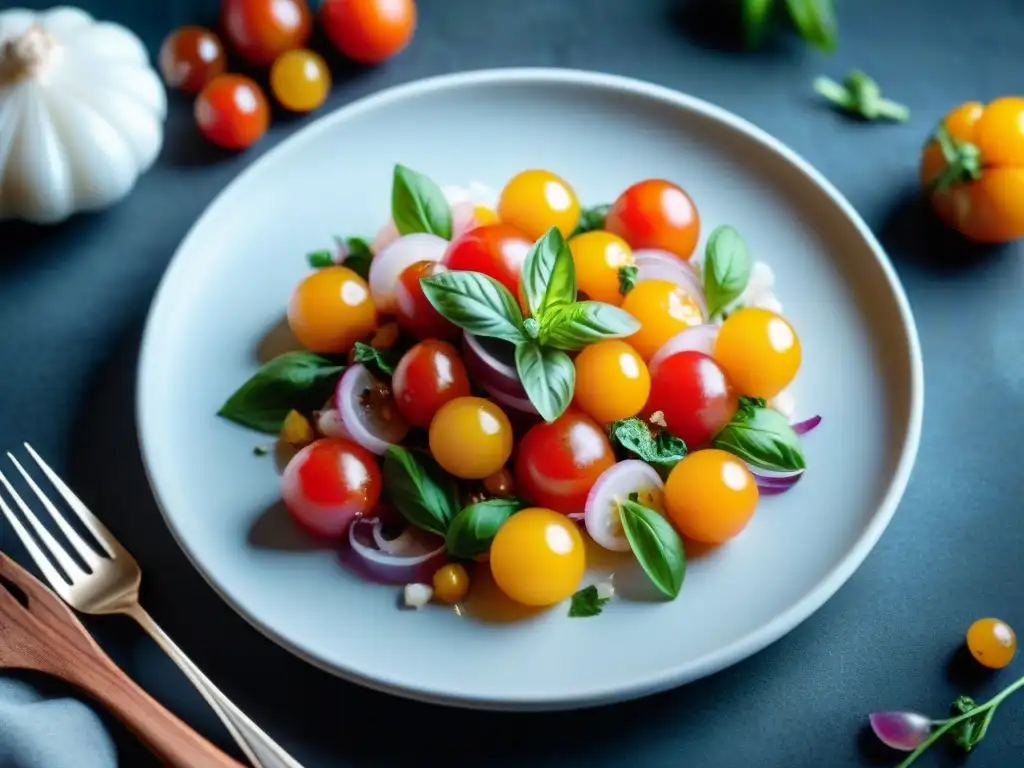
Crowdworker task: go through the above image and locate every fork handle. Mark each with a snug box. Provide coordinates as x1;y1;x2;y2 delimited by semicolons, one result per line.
127;604;305;768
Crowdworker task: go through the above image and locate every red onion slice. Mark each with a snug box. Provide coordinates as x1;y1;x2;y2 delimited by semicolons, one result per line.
633;248;699;277
344;518;446;585
649;324;720;376
368;233;448;314
585;460;666;552
484;383;538;415
793;415;822;435
462;333;525;397
749;466;804;495
336;364;410;455
634;251;708;320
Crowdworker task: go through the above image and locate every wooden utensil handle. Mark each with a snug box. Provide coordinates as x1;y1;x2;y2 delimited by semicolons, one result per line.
83;656;244;768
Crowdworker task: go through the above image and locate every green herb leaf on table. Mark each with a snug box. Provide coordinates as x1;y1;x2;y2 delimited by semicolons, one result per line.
520;227;577;320
814;70;910;123
540;302;641;351
383;446;459;537
571;204;609;237
618;265;638;296
218;352;344;434
306;249;334;268
445;498;522;559
420;271;526;345
784;0;837;52
569;585;610;618
335;236;373;279
391;164;453;239
352;341;400;378
515;343;576;422
609;418;687;478
618;499;686;599
948;695;989;752
713;402;806;472
742;0;776;48
703;225;752;319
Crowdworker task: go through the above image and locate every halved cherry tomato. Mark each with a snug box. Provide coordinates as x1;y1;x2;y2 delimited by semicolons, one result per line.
159;26;226;94
395;260;460;341
921;98;1024;243
194;74;269;150
646;351;738;448
320;0;417;64
391;340;471;428
221;0;312;67
442;223;532;295
605;179;701;259
514;408;616;514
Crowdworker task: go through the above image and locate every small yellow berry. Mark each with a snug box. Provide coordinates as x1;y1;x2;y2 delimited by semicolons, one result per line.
432;563;470;604
966;617;1017;669
280;410;314;447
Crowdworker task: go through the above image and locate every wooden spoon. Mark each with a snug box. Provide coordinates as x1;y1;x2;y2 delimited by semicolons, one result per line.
0;552;243;767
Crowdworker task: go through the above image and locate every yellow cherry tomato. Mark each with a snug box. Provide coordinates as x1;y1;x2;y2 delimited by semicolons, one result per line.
569;231;634;306
620;279;704;361
966;618;1017;669
428;397;513;479
497;169;580;239
489;507;585;606
664;449;759;544
287;266;378;353
432;563;470;604
573;340;650;423
473;205;499;226
270;49;331;112
714;307;801;400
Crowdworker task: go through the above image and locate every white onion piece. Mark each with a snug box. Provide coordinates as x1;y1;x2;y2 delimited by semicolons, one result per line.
462;333;525;397
347;519;446;583
634;252;708;320
336;364;410;455
316;408;354;440
633;248;699;277
450;201;480;239
649;324;720;376
369;233;448;314
371;520;439;556
585;461;666;552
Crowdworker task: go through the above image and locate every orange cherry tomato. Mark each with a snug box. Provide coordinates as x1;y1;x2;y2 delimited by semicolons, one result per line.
605;179;701;260
221;0;313;66
158;26;226;94
664;449;759;544
194;74;269;150
287;266;378;353
320;0;417;64
920;98;1024;243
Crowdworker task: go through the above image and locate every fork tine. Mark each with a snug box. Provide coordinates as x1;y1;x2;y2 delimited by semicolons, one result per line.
8;454;104;571
23;444;116;558
0;478;74;592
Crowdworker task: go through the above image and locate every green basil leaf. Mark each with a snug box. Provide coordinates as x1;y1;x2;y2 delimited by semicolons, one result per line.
521;227;576;320
420;271;526;344
713;404;806;472
307;249;334;268
352;341;400;378
335;236;373;280
514;343;575;422
609;418;687;478
445;498;522;558
618;499;685;599
571;204;610;237
703;225;752;318
540;302;641;351
785;0;837;52
743;0;776;47
383;446;459;537
618;265;638;296
568;585;609;618
218;352;344;434
391;164;453;239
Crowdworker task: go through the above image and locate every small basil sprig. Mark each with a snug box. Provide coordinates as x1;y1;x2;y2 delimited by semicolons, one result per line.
609;418;687;478
703;225;751;319
392;164;452;239
352;341;400;378
445;498;522;558
569;585;610;618
814;71;910;123
218;352;344;434
713;397;806;472
307;236;373;277
383;446;459;537
618;499;685;599
741;0;837;52
422;226;640;421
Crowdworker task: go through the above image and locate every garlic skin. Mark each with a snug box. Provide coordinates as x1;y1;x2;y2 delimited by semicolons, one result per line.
0;7;167;224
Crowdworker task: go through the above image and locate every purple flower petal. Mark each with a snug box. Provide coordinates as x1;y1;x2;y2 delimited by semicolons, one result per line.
869;711;933;751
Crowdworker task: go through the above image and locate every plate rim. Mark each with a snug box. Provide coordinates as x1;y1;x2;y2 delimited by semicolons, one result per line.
135;66;925;711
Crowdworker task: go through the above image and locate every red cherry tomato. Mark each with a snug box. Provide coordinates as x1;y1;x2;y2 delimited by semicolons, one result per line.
391;340;472;429
395;260;460;341
221;0;313;66
281;438;381;537
442;224;532;296
646;351;738;448
605;179;701;260
194;74;269;150
158;26;226;94
514;408;616;515
320;0;417;64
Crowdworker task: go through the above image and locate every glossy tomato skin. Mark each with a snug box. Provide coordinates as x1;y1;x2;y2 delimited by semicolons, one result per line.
395;260;460;341
159;26;226;94
221;0;312;66
514;408;616;515
194;74;269;150
442;224;532;296
391;340;471;429
320;0;417;64
646;351;738;448
605;179;701;260
281;438;381;537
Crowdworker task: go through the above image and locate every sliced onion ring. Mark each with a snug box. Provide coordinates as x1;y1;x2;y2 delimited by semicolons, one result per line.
336;364;410;455
749;465;804;496
793;415;822;435
585;460;666;552
633;248;699;277
345;518;446;584
368;233;448;314
462;333;525;397
484;383;538;415
649;324;720;375
634;251;708;320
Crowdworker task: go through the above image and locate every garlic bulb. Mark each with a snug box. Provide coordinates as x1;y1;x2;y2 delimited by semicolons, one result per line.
0;7;166;224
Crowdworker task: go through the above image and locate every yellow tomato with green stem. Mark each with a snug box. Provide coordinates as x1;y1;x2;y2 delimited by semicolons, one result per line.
573;340;650;423
569;231;635;306
489;507;586;606
498;170;581;239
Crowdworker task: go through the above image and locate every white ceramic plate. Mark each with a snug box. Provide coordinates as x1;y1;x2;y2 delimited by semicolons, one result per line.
137;69;923;710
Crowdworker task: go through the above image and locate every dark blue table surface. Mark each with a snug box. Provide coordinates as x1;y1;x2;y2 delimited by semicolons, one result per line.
3;1;1024;766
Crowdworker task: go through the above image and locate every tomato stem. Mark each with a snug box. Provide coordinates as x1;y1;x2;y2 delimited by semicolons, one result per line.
929;123;983;193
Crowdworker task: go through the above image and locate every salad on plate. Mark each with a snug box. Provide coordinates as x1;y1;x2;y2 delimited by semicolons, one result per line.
218;164;820;618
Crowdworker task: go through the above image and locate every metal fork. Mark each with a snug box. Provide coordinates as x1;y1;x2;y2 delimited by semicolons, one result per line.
0;444;303;768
